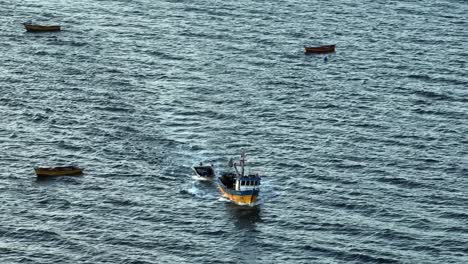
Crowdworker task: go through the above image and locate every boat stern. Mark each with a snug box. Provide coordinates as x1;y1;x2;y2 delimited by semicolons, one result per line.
216;181;259;206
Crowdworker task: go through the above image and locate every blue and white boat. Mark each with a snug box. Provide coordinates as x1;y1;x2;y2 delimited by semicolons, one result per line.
216;152;261;206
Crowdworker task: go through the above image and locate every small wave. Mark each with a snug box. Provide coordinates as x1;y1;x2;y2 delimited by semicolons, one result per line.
414;89;455;102
198;230;225;236
92;106;135;113
33;51;50;56
218;196;230;203
68;41;88;47
180;184;217;200
102;196;140;207
439;211;468;220
9;228;64;243
376;176;427;189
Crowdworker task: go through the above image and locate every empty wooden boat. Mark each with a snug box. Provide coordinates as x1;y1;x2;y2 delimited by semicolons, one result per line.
23;23;61;32
304;45;336;54
34;166;83;177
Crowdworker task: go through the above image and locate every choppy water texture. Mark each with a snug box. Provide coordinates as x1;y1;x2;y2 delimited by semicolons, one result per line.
1;0;467;263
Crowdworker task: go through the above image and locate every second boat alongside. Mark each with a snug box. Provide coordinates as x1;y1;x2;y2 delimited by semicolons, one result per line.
192;162;215;180
216;152;261;206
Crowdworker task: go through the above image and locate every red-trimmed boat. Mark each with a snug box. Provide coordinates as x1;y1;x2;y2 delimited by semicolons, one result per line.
34;166;83;177
23;22;61;32
304;44;336;54
216;152;261;206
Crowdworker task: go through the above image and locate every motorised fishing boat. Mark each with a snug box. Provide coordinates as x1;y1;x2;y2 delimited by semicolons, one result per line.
304;44;336;54
23;22;61;32
34;166;83;177
216;152;261;206
192;162;215;180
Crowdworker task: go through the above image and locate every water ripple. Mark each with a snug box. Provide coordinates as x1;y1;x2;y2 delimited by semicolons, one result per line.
1;0;467;263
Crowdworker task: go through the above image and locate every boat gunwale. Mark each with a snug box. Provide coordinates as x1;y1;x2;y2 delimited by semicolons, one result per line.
304;44;336;53
34;166;83;177
192;165;215;178
23;23;61;32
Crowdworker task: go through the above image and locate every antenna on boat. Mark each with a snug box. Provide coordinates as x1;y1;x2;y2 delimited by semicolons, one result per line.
232;150;247;178
233;158;240;177
240;150;246;177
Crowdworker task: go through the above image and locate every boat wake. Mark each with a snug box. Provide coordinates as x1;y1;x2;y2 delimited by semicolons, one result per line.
218;196;230;203
191;175;212;181
181;181;218;200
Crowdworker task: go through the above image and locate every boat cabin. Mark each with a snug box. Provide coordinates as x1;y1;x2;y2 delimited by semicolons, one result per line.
235;176;260;191
220;173;260;191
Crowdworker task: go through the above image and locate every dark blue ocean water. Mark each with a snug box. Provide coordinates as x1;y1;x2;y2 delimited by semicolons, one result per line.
1;0;467;263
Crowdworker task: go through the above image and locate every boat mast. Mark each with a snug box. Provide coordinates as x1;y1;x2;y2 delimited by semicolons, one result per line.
233;159;240;177
240;151;246;177
232;151;246;178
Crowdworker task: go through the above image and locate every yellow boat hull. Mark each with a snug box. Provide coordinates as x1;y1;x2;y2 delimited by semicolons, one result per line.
217;185;258;205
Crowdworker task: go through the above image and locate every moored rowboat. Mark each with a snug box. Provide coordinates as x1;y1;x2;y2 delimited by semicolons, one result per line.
23;23;61;32
34;166;83;177
304;44;336;54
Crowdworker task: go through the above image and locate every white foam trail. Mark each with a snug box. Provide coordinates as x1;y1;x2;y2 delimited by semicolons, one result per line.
191;175;213;181
218;196;230;202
